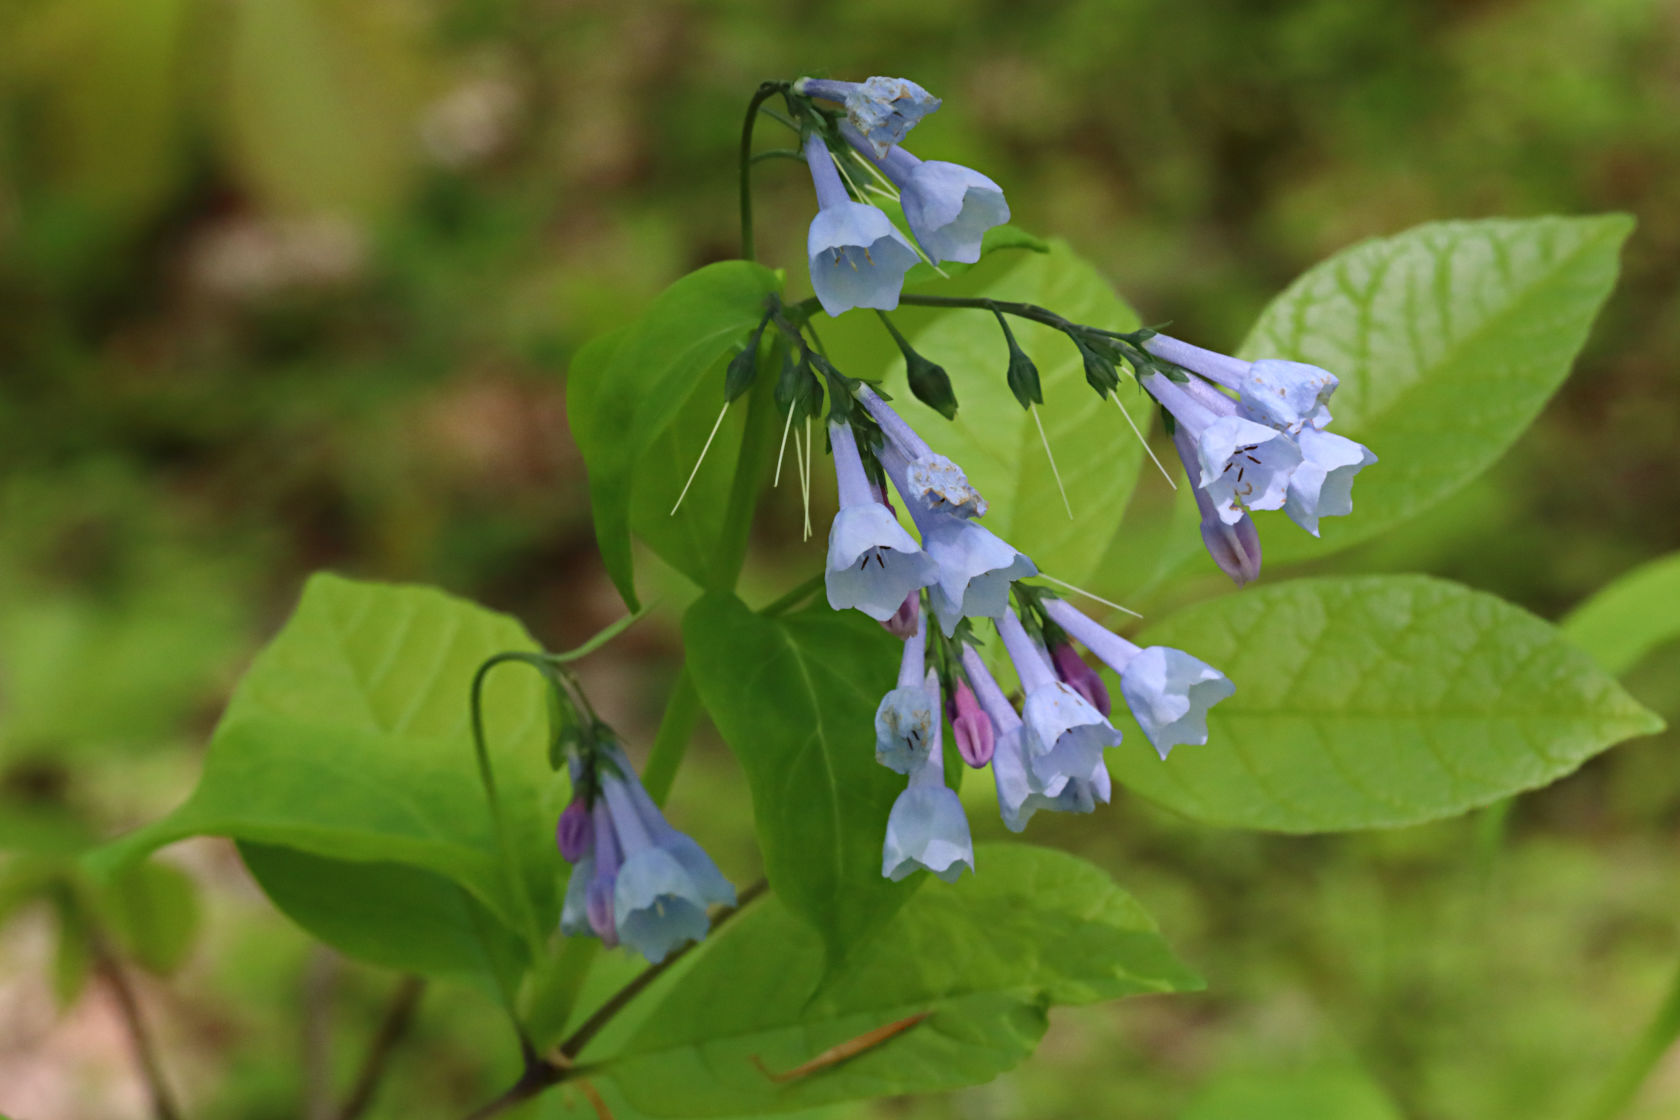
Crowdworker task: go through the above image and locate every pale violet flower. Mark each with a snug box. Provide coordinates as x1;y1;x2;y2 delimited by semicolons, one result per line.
1043;597;1234;759
841;124;1009;264
961;645;1107;831
996;608;1120;793
825;421;936;620
1146;334;1337;433
880;442;1034;636
1173;423;1263;586
882;690;973;883
1144;373;1300;524
875;617;939;774
798;76;941;157
804;133;919;317
1285;427;1378;536
858;386;985;517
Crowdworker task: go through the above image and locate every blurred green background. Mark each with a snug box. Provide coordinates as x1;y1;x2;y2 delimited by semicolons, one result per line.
2;0;1678;1117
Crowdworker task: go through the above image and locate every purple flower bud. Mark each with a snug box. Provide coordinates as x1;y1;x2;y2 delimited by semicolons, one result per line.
881;592;920;639
1051;642;1111;718
556;799;592;863
947;675;995;767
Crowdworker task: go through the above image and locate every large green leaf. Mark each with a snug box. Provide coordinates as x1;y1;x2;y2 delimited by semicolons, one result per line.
87;574;564;972
1237;214;1631;564
822;240;1148;590
1562;552;1680;677
683;592;909;965
567;263;781;607
596;845;1199;1116
1106;575;1663;831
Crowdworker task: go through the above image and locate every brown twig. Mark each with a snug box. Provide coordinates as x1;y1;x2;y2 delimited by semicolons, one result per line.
88;926;182;1120
750;1012;931;1082
335;975;426;1120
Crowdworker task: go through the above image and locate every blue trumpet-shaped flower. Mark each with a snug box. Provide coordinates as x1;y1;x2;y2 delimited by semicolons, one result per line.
962;645;1108;832
841;125;1009;264
874;613;940;774
1144;373;1300;523
825;421;937;620
1043;597;1234;759
882;680;974;882
997;608;1120;793
1285;427;1378;536
1146;334;1337;434
798;76;942;157
1173;423;1264;587
858;386;986;517
804;134;919;317
556;745;734;963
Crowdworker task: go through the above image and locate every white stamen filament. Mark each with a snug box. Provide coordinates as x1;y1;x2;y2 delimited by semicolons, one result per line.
1112;393;1176;490
670;402;730;516
1030;404;1073;520
773;405;797;487
799;416;814;540
1038;573;1143;619
830;150;867;203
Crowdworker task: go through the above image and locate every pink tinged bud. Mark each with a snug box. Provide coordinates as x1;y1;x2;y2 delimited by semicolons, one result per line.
880;592;920;639
947;676;995;767
1201;512;1262;587
1051;643;1111;718
557;799;592;862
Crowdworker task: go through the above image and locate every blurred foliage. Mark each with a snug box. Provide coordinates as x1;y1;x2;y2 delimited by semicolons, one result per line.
2;0;1678;1117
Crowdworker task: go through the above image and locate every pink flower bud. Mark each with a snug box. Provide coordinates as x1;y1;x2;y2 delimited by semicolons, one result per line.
556;799;591;862
880;592;920;639
1051;642;1112;718
947;676;995;768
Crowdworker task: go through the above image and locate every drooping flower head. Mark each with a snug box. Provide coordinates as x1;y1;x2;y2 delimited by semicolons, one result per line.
825;420;937;620
995;607;1120;794
797;76;942;158
882;670;974;883
961;645;1108;832
557;743;735;963
857;385;985;517
840;124;1009;265
803;133;919;317
1041;597;1234;760
874;609;939;774
1144;372;1300;524
1173;422;1264;587
1285;427;1379;536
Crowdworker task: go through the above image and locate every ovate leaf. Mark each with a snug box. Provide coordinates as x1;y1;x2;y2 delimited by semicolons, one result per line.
598;845;1199;1116
1239;214;1631;564
1107;575;1663;831
1562;552;1680;677
682;593;908;964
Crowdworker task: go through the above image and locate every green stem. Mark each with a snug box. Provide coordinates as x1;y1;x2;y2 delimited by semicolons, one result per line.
762;571;824;617
548;606;653;664
640;668;700;806
1575;956;1680;1120
740;81;792;261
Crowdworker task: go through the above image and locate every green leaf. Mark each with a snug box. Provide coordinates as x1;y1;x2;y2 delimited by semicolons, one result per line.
822;240;1148;590
1238;214;1632;565
567;262;781;608
97;859;200;976
597;845;1199;1116
1106;575;1664;831
1180;1067;1404;1120
682;592;910;964
1562;552;1680;677
86;574;563;974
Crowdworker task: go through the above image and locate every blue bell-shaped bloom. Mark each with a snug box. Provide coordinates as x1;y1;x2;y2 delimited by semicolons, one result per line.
803;134;918;317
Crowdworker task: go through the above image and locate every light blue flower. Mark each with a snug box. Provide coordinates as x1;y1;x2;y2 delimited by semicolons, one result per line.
858;386;986;517
804;134;919;317
826;421;937;620
585;804;621;946
1043;597;1235;760
881;705;973;882
1145;373;1300;523
962;645;1108;832
996;608;1120;794
798;76;942;157
875;619;939;774
1284;427;1377;536
844;127;1008;265
1170;423;1263;586
560;852;595;937
1146;334;1337;433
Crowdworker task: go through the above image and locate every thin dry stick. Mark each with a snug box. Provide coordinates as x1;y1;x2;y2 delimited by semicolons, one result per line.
335;975;426;1120
89;928;182;1120
750;1012;932;1082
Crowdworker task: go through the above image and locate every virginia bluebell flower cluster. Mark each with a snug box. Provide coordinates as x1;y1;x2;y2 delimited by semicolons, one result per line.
1142;334;1377;583
792;75;1011;315
558;741;735;963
